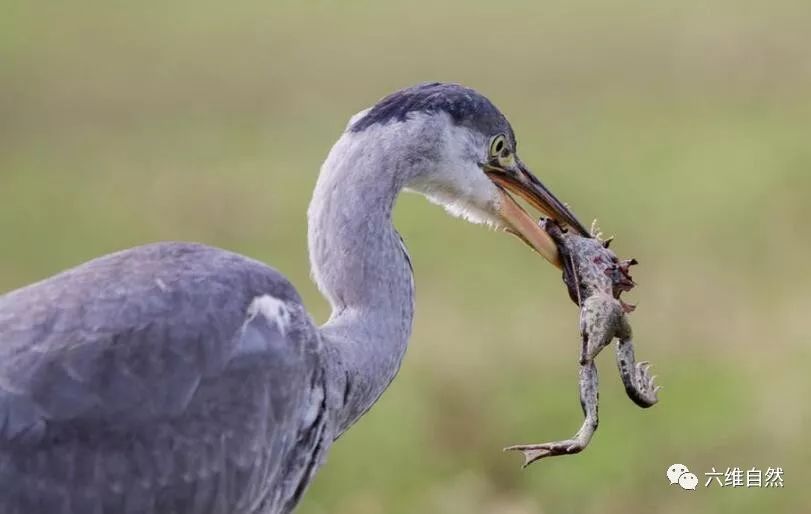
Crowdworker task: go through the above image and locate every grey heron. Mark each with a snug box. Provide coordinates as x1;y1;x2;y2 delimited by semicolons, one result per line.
0;82;589;514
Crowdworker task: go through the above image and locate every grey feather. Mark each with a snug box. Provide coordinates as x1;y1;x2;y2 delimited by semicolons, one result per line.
0;243;328;514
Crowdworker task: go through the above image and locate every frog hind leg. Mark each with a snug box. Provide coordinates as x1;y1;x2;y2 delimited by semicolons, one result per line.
504;361;600;467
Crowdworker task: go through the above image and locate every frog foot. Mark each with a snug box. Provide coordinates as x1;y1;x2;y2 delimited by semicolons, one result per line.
624;360;661;408
504;437;589;468
616;337;661;408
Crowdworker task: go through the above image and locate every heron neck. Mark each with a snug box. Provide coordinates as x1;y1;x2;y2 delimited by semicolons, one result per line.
307;147;414;437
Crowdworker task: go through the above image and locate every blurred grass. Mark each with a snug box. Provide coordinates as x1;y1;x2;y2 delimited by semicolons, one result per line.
1;0;810;512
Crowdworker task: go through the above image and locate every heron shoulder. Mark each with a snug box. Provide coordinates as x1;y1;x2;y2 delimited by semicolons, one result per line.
0;241;321;441
0;241;306;343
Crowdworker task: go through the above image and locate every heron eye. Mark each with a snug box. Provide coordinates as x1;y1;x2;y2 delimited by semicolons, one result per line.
489;134;516;169
489;135;507;159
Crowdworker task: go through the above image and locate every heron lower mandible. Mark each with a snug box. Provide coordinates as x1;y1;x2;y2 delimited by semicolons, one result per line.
0;83;589;514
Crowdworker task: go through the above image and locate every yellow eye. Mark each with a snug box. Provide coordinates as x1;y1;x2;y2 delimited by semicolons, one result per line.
489;134;515;168
489;135;506;158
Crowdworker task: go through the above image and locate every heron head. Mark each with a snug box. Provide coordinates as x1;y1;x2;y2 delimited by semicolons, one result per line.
347;82;589;268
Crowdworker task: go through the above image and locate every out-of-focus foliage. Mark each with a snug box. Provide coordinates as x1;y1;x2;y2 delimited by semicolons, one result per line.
1;1;809;512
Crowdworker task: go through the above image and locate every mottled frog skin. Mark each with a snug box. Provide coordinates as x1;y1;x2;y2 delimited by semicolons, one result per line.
505;220;659;467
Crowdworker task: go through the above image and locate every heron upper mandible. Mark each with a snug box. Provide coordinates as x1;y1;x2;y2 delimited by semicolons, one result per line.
0;83;589;514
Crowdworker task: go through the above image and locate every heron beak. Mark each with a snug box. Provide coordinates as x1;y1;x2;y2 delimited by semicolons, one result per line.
485;160;589;269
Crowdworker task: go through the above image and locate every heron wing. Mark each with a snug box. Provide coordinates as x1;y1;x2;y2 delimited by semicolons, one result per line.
0;243;327;514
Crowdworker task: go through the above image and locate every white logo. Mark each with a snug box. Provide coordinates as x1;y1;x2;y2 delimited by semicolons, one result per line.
667;463;695;491
678;472;699;490
667;464;689;485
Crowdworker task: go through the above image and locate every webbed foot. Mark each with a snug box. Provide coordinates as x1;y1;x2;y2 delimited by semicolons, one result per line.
505;362;599;468
616;340;660;408
504;436;590;468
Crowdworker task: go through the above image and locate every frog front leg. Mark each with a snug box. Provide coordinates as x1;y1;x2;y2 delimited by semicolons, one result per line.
615;316;660;408
504;361;600;467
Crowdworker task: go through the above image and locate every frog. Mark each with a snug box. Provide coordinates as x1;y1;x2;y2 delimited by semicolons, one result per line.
505;218;660;467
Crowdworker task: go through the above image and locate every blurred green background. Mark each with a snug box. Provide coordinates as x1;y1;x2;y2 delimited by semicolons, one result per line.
1;0;810;512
